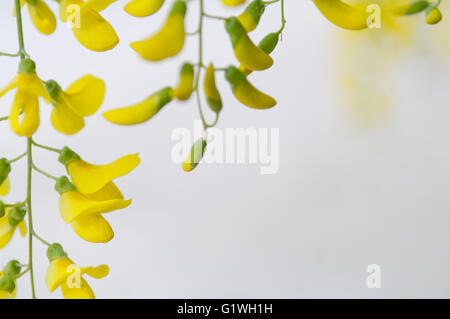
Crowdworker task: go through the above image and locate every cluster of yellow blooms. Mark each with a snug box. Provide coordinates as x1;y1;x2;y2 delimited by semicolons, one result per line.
0;0;444;299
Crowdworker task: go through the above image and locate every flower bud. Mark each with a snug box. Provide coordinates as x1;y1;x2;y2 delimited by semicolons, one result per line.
18;58;36;74
174;63;195;101
0;158;11;187
47;243;68;262
55;176;76;195
238;0;266;32
8;206;26;228
4;260;21;277
204;64;223;113
182;138;207;172
58;146;81;167
426;8;442;25
0;275;15;293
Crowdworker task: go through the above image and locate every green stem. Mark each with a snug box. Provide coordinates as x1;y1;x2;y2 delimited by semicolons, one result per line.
32;165;59;181
31;140;62;153
0;116;8;122
32;232;51;246
26;138;36;299
14;0;26;59
9;151;27;163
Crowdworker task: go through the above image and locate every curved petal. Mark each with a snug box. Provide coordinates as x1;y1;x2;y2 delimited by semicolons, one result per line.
10;89;40;137
46;258;75;292
85;0;117;11
0;177;11;196
17;73;50;102
51;100;85;135
27;0;57;35
0;217;14;250
64;75;105;116
124;0;164;17
59;190;131;223
72;8;119;52
67;154;140;194
0;77;19;99
83;182;124;201
59;0;83;22
71;214;114;243
81;264;109;278
60;277;95;299
18;221;27;237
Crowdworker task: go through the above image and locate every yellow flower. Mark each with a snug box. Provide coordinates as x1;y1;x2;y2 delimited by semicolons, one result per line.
204;64;223;113
221;0;246;6
56;176;131;243
59;0;119;52
312;0;369;30
16;0;57;35
46;75;106;135
58;147;140;195
124;0;164;17
0;178;10;197
0;271;17;299
225;17;273;71
225;66;276;109
0;59;50;137
46;244;109;299
131;0;186;61
103;87;173;125
0;207;27;250
173;63;194;101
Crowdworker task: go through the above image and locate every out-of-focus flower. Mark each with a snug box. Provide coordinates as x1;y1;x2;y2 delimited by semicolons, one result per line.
0;207;27;250
16;0;57;35
124;0;164;17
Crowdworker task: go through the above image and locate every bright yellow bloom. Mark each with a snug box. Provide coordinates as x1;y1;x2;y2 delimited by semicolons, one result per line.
59;0;119;52
225;66;276;109
173;63;194;101
0;178;10;197
312;0;369;30
15;0;57;35
0;59;50;137
124;0;164;17
0;208;27;250
46;254;109;299
46;75;105;135
131;0;186;61
58;147;140;195
103;87;173;125
0;271;17;299
221;0;246;6
225;17;273;71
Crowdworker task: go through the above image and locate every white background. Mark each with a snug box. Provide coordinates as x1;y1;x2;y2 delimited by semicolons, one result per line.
1;0;450;298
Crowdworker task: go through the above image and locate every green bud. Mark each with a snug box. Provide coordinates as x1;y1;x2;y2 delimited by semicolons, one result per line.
45;80;62;102
0;201;5;218
0;158;11;187
18;58;36;74
240;0;266;31
47;243;67;261
225;17;247;49
8;206;26;228
170;0;187;16
258;33;279;54
0;275;15;293
55;176;76;195
58;146;81;167
4;260;21;277
182;138;207;172
425;7;442;24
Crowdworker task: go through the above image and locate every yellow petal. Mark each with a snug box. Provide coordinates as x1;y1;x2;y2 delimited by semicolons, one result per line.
59;190;131;223
71;213;114;243
60;277;95;299
221;0;246;6
72;8;119;52
17;73;50;102
0;177;11;196
10;89;40;137
85;0;117;11
81;264;109;278
51;100;85;135
124;0;164;17
46;258;75;292
27;0;57;35
63;75;105;116
103;87;173;125
59;0;83;22
173;63;194;101
83;182;124;201
0;216;14;249
312;0;368;30
130;2;186;61
18;221;27;237
67;154;140;194
0;77;19;99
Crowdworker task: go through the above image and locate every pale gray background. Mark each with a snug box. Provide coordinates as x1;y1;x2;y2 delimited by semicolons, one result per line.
1;0;450;298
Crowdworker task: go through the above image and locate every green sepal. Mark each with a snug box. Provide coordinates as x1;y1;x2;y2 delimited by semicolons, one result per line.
0;275;15;293
0;201;5;218
170;0;187;16
180;63;194;76
258;32;279;54
4;260;21;277
225;17;246;48
18;58;36;74
0;158;11;187
47;243;68;261
245;0;266;26
58;146;81;167
8;206;26;228
225;66;247;93
45;80;62;103
55;176;76;195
